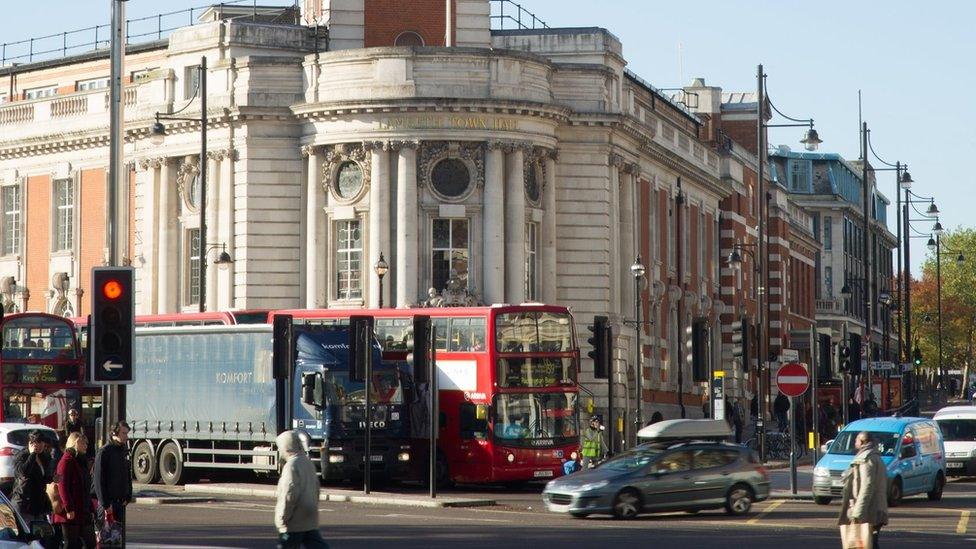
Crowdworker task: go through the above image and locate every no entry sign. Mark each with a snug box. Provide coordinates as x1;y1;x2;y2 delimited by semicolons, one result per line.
776;362;810;397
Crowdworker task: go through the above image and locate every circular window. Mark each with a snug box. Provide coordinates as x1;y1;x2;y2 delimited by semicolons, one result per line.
335;161;364;199
188;174;201;210
431;159;471;198
526;163;542;203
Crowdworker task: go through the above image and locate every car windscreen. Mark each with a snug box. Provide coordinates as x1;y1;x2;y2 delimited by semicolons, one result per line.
937;419;976;442
599;448;663;473
6;429;57;447
829;431;899;456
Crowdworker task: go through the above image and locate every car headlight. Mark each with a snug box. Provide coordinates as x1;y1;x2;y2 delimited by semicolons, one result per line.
814;466;829;478
397;452;410;462
328;454;345;464
579;480;609;492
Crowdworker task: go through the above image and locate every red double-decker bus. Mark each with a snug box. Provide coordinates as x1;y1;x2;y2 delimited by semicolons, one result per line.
273;304;581;484
0;313;96;436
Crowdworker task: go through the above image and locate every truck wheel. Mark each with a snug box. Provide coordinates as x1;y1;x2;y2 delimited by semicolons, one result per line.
158;442;185;486
132;441;159;484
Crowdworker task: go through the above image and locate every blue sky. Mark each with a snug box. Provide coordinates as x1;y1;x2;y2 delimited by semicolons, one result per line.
2;0;971;275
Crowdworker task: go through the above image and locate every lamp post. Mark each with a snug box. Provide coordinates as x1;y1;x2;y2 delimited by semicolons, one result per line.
631;256;646;428
728;243;762;455
879;291;892;409
150;56;210;312
374;253;389;308
903;190;939;411
755;64;821;463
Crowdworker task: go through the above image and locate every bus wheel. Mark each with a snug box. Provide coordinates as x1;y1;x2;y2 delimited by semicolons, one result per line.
158;442;185;486
132;441;159;484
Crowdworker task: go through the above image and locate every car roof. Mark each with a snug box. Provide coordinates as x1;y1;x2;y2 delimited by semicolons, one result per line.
0;423;57;432
934;406;976;419
637;440;743;452
842;416;932;433
637;419;732;441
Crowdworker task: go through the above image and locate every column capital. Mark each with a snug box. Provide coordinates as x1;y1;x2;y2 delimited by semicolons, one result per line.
388;139;420;151
624;162;641;175
609;152;626;169
300;144;320;158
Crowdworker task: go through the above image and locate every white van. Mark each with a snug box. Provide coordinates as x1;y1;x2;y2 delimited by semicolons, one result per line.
934;406;976;477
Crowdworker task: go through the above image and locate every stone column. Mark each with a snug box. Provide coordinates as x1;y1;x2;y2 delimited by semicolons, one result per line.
609;154;623;316
368;141;390;308
395;142;419;307
619;165;635;318
157;158;177;313
303;145;324;308
504;144;526;304
483;142;506;305
205;152;220;312
217;150;235;310
137;158;160;313
541;151;558;304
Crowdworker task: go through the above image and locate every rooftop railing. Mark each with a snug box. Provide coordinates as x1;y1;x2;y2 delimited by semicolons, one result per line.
490;0;549;30
0;0;299;67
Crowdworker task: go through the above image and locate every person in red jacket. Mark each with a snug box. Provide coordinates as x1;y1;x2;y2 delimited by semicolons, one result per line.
54;432;95;548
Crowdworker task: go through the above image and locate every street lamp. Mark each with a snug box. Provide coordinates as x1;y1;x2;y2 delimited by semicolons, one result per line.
631;255;646;427
957;253;966;267
374;253;389;308
152;56;209;312
932;221;944;237
755;65;821;463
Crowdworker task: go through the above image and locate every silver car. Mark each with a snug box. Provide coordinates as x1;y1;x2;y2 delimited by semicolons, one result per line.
543;441;770;519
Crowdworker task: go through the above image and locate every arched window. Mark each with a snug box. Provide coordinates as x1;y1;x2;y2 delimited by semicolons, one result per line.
394;31;425;47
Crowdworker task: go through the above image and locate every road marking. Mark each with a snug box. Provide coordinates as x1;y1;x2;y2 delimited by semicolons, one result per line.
958;510;970;534
746;500;784;524
366;512;511;523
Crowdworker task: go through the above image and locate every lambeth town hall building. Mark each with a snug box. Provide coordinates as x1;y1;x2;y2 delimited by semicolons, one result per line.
0;0;829;424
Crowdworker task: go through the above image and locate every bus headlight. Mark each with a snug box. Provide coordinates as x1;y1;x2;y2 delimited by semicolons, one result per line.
397;452;411;462
328;454;345;464
507;453;515;463
570;451;579;461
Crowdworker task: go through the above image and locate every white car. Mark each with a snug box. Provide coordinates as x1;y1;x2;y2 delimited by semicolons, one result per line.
934;405;976;476
0;424;59;495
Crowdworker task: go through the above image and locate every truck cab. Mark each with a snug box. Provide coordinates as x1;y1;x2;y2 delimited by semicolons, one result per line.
293;327;414;481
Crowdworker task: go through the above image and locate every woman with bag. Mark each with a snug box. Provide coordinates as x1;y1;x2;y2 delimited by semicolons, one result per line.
838;431;889;548
54;433;96;548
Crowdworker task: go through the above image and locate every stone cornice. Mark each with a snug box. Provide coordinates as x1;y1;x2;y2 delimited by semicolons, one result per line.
293;98;570;124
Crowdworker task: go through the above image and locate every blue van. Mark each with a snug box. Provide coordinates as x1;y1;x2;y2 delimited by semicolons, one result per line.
812;417;946;506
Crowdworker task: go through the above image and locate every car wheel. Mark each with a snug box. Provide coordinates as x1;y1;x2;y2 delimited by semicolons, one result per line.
888;477;903;507
158;442;185;486
612;489;642;520
725;484;754;516
814;496;832;505
131;441;159;484
927;473;945;501
569;511;590;519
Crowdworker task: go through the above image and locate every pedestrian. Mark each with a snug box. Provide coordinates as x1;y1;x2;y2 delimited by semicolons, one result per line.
649;411;664;425
774;392;790;433
580;415;608;469
848;397;862;422
838;431;888;548
731;399;744;444
10;430;52;524
54;432;96;549
63;409;83;440
93;421;133;541
275;430;328;548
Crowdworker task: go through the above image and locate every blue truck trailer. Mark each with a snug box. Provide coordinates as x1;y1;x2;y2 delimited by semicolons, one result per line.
127;323;415;485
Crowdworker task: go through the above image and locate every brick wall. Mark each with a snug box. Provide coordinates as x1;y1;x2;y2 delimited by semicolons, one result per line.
26;175;51;311
79;167;107;316
364;0;452;47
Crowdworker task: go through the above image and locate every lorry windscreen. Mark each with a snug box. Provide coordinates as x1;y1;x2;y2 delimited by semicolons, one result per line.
323;369;403;406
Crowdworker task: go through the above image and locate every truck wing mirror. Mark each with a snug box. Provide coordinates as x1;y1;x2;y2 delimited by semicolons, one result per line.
301;373;318;407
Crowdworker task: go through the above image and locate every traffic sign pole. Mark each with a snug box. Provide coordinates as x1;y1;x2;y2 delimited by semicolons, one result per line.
775;362;809;496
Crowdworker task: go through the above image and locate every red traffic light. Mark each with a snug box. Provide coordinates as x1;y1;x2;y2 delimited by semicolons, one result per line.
102;279;123;300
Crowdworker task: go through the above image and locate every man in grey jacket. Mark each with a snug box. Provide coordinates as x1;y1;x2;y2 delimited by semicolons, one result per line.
838;431;889;548
275;430;328;548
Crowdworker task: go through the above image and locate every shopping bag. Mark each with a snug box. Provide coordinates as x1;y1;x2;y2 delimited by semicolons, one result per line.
839;522;872;549
97;506;123;548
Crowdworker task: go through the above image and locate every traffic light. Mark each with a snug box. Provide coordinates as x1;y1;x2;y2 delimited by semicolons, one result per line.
349;315;374;382
690;319;708;382
587;316;610;379
913;346;923;367
731;317;749;368
406;315;432;383
839;344;852;372
849;336;862;376
90;267;134;384
272;314;294;380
